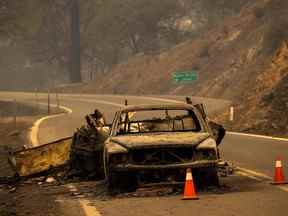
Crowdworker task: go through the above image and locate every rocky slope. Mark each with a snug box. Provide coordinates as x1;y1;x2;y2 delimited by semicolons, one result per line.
60;0;288;137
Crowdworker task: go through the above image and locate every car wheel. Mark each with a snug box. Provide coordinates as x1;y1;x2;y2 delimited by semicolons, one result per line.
194;167;219;189
108;170;137;193
205;167;220;187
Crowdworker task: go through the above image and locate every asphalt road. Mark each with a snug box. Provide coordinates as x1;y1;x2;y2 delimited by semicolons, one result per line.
1;92;288;216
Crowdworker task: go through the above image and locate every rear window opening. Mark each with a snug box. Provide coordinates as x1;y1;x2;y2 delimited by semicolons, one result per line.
117;109;201;134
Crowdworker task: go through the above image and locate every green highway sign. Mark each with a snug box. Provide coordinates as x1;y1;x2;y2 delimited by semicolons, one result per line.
173;70;198;82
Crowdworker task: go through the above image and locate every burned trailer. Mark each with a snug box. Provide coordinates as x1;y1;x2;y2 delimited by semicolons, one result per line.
103;103;224;191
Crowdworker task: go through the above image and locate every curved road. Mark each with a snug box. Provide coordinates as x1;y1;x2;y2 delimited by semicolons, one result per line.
1;92;288;216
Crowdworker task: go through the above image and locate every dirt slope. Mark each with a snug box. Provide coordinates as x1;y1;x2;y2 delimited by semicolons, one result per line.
231;40;288;136
60;0;288;137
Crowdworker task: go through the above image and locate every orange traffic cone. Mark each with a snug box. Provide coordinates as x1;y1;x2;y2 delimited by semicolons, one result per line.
182;168;199;200
271;158;288;185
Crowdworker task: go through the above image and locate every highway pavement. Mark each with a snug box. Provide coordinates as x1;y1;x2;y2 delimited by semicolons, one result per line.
1;91;288;216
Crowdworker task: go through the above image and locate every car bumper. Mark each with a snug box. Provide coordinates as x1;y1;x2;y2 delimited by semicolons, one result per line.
112;159;220;171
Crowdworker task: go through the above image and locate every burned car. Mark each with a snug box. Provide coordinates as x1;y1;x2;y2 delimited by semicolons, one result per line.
9;101;225;192
103;103;222;191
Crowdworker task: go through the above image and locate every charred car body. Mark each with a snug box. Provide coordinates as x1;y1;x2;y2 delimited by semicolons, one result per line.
99;103;223;191
9;100;225;192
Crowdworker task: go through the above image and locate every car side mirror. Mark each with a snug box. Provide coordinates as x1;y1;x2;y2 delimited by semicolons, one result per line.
194;103;207;120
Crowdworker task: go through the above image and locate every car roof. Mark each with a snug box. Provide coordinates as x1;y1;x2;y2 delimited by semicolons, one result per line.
120;103;196;112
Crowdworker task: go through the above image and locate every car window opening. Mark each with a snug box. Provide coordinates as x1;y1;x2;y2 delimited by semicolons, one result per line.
117;109;201;135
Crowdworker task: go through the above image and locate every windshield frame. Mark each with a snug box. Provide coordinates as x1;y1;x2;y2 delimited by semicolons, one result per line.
111;107;206;136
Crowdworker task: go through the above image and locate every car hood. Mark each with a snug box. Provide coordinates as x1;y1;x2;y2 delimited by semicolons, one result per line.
109;132;210;150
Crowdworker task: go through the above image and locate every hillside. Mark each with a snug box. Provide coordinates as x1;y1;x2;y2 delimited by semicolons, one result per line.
60;0;288;137
0;0;252;91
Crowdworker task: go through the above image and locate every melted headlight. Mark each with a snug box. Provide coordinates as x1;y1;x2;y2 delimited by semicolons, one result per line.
194;149;217;160
110;153;128;164
194;138;218;160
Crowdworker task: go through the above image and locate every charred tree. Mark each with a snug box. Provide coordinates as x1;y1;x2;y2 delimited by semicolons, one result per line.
69;0;81;83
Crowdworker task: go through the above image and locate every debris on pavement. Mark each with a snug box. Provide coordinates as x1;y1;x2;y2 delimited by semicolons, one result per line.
218;161;235;177
45;177;56;183
8;187;16;193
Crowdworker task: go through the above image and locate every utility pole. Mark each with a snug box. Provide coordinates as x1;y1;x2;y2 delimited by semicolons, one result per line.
35;88;39;114
56;89;60;111
70;0;81;83
13;99;17;129
48;90;51;115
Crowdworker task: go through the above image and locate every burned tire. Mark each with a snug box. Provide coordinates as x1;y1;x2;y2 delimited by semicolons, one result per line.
69;131;105;179
194;167;219;189
108;170;137;193
204;167;220;187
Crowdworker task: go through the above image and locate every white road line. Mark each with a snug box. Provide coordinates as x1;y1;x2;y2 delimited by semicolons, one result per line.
66;184;102;216
127;95;183;104
29;103;72;146
79;200;102;216
236;167;272;180
68;98;125;108
66;94;184;104
278;186;288;193
235;171;263;181
67;96;181;107
227;132;288;142
236;166;288;193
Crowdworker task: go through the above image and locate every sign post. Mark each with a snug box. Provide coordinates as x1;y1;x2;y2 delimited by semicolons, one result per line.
13;99;17;129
